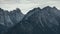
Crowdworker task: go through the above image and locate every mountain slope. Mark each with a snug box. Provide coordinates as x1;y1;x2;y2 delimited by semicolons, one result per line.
9;8;24;24
6;6;60;34
0;8;24;26
0;8;24;34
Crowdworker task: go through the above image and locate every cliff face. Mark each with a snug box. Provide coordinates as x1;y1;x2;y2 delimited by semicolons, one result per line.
0;8;24;34
0;8;4;25
9;8;24;24
6;6;60;34
0;8;24;26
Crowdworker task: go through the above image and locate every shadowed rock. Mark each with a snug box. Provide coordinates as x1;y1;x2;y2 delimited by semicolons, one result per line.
6;6;60;34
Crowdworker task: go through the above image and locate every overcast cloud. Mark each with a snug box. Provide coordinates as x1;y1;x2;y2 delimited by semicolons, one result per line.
0;0;60;14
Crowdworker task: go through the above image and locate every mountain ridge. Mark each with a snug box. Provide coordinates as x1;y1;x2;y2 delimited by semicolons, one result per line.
0;6;60;34
4;6;60;34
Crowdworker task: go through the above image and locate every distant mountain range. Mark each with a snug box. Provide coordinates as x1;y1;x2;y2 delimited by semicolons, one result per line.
0;6;60;34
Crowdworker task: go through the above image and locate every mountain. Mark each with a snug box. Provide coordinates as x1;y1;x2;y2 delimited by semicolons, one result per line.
9;8;24;24
0;8;24;27
6;6;60;34
0;8;5;25
0;8;24;34
4;11;13;27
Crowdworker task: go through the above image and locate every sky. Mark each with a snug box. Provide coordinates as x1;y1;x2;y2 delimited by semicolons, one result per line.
0;0;60;14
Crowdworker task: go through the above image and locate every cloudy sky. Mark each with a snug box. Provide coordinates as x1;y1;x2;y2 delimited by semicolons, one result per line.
0;0;60;14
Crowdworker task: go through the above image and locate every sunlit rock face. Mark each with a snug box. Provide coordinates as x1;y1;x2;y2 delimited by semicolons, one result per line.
6;6;60;34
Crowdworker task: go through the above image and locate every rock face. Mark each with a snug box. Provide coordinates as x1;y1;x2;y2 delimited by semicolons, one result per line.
0;8;5;25
0;8;24;26
9;8;24;24
0;8;24;34
6;6;60;34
